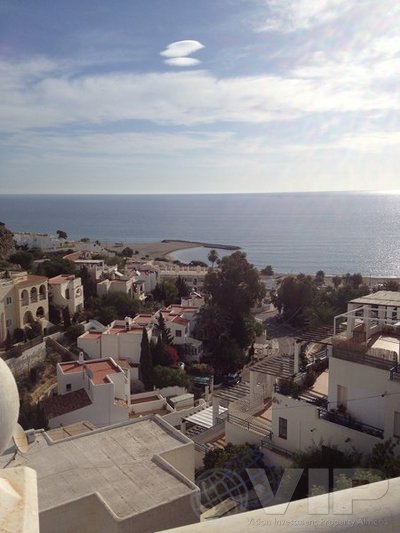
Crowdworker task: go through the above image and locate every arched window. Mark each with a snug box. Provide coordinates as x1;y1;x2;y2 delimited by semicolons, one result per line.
30;287;38;303
36;307;45;318
23;311;33;325
39;284;46;301
21;289;29;306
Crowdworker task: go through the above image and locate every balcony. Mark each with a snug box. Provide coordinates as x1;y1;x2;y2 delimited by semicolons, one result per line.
318;407;384;439
332;344;396;371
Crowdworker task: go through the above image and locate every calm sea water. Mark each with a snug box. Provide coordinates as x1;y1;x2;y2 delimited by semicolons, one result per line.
1;192;399;276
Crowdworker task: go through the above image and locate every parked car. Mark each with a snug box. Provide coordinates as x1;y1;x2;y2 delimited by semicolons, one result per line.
223;372;241;386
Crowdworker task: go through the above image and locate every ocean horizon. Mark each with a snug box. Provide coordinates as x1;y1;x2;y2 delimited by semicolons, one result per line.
1;191;400;277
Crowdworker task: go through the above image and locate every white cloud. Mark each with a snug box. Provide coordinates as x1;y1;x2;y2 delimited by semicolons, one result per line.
164;57;201;67
257;0;353;32
160;40;204;58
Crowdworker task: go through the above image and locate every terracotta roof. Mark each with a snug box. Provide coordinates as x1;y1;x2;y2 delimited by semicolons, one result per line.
59;359;123;384
170;316;189;325
15;274;48;288
43;389;92;419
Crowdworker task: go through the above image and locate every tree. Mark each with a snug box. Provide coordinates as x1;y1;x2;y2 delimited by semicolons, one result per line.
261;265;274;276
0;223;15;260
79;265;97;300
102;292;139;319
153;365;189;388
204;251;266;317
64;324;84;342
315;270;325;284
207;249;219;269
156;313;174;345
37;258;76;277
9;251;34;270
62;306;71;329
332;275;342;288
121;247;134;257
151;281;179;306
80;237;90;243
56;230;67;240
273;274;316;327
5;329;12;350
140;328;154;390
364;439;400;479
209;337;245;374
96;306;118;326
176;276;190;298
383;280;400;292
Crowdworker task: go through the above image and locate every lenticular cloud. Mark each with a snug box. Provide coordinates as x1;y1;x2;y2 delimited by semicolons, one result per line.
161;40;204;67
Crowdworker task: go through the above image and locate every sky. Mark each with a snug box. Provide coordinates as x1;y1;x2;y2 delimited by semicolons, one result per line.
1;0;400;194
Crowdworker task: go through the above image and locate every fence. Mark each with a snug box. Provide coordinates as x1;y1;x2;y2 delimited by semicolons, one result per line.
226;413;271;436
4;335;43;359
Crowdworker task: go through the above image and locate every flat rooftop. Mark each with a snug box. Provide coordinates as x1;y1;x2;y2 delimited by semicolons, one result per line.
59;359;123;384
0;417;196;518
350;290;400;308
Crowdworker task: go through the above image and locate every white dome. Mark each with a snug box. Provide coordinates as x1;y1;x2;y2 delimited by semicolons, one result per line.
0;359;19;454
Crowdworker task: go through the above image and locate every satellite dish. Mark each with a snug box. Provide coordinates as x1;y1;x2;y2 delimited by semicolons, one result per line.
12;423;28;454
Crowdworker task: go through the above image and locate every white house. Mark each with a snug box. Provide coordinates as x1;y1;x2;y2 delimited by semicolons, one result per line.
48;274;84;315
44;356;131;428
77;316;154;377
225;292;400;466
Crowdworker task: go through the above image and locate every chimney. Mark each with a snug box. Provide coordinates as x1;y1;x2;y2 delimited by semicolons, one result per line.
78;351;85;365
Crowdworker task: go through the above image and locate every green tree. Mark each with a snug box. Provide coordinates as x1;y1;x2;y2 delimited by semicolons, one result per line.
156;313;174;345
382;280;400;292
102;292;139;319
207;249;219;268
140;328;154;390
79;265;97;300
56;230;67;239
152;281;179;305
96;306;118;326
121;247;134;257
153;365;189;388
37;258;76;277
209;337;245;374
176;275;190;298
204;251;266;316
315;270;325;284
63;306;71;329
64;324;84;342
9;251;34;270
332;275;342;288
5;329;12;350
273;274;316;326
364;439;400;479
0;223;15;260
261;265;274;276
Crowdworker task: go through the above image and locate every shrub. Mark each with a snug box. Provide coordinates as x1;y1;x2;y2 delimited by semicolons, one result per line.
64;324;84;342
13;328;25;343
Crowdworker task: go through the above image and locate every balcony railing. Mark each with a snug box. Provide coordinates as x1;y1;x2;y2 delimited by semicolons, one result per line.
318;407;384;439
260;435;293;457
333;346;395;371
226;413;271;436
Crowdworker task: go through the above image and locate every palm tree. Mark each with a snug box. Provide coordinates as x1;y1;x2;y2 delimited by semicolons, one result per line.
208;249;219;269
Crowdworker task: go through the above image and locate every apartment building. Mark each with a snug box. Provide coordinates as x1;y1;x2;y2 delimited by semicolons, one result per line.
157;263;209;291
48;274;84;315
0;271;49;343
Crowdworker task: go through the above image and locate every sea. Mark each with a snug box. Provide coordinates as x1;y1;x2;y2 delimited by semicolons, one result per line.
1;192;400;277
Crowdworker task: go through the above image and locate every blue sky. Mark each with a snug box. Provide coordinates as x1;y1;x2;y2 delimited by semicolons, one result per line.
1;0;400;193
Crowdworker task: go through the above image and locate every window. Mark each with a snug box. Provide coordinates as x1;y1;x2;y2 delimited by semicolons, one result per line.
6;319;12;327
279;417;288;439
6;297;12;305
66;384;72;392
175;330;182;337
394;412;400;438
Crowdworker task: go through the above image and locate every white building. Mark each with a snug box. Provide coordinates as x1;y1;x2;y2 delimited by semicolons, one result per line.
0;417;199;533
157;263;209;291
44;356;131;428
13;232;64;251
48;274;84;315
96;273;145;301
77;316;154;377
225;291;400;465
